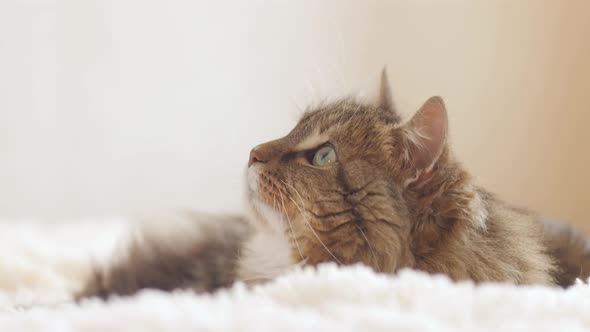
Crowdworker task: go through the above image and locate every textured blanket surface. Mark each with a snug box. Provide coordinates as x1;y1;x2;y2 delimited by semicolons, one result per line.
0;220;589;332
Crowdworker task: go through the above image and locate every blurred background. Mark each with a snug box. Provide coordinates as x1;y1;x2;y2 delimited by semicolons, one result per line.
0;1;588;231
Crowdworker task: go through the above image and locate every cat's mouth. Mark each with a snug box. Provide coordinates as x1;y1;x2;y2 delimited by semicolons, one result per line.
246;165;260;197
245;165;289;232
246;164;282;209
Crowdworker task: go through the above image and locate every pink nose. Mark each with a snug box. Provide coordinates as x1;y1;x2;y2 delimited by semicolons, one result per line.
248;147;268;167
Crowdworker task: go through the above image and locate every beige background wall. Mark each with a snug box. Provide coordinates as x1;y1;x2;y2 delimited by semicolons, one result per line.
1;1;588;231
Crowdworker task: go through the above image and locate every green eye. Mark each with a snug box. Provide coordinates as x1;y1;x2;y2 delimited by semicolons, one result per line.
312;145;336;167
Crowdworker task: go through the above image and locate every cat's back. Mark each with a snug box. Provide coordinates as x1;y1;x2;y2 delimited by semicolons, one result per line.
480;189;590;286
471;188;556;284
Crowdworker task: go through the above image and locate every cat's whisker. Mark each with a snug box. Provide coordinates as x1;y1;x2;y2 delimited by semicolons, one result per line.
290;98;305;117
277;187;305;262
269;188;277;213
356;225;378;269
280;179;342;264
350;102;363;122
336;100;348;126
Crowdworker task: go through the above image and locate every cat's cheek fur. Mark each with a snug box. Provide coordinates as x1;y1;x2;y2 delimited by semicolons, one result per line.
239;168;297;285
236;230;295;285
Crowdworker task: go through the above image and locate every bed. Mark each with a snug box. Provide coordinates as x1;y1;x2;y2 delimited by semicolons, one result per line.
0;219;588;331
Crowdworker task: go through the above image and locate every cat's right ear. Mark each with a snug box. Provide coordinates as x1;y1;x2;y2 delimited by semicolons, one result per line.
399;96;448;175
378;67;401;122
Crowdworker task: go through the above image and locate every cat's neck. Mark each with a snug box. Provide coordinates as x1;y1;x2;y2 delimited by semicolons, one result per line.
236;229;296;286
403;149;488;256
400;150;554;285
237;203;298;286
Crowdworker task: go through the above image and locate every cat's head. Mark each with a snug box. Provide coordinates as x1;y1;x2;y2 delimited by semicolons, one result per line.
246;70;451;272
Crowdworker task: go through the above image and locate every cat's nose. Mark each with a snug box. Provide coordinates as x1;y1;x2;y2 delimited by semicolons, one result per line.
248;139;284;167
248;147;268;167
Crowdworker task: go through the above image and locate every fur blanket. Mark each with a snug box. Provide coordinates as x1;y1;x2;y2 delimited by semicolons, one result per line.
1;220;589;331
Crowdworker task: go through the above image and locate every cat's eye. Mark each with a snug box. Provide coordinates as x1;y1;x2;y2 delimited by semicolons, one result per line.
312;145;336;167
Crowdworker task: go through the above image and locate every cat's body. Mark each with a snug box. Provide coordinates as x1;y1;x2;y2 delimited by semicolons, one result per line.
76;71;589;300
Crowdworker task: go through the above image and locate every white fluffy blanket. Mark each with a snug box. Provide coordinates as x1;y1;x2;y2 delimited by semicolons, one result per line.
1;220;589;332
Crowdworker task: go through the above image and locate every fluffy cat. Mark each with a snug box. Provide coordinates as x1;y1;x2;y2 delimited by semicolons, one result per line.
76;70;589;300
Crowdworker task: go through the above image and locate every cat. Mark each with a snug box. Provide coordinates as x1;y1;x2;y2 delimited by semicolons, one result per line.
76;69;589;300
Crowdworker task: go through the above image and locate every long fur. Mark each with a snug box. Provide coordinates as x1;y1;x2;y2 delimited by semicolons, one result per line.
77;75;589;300
75;212;252;300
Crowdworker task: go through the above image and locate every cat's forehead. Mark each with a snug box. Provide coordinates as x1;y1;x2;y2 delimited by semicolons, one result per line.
288;99;396;144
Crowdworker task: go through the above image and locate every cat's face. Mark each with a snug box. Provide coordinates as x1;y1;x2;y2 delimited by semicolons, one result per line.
246;71;448;272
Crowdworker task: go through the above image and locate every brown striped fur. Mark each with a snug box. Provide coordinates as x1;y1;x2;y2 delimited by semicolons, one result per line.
77;70;589;301
247;70;587;285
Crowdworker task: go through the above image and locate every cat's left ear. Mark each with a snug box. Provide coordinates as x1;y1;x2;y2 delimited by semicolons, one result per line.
378;67;401;122
401;96;448;172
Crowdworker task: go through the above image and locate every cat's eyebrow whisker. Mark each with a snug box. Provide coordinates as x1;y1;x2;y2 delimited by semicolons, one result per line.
290;98;305;114
335;99;349;126
280;179;342;265
350;102;363;123
278;187;305;262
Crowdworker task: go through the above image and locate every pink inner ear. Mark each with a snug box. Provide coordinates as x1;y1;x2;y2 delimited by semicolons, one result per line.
407;96;448;171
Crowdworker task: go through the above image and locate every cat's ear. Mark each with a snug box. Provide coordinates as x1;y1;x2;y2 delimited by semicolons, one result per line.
378;67;401;122
402;96;448;172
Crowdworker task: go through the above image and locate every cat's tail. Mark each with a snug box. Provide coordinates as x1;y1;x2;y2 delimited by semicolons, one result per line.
540;218;590;287
75;212;252;301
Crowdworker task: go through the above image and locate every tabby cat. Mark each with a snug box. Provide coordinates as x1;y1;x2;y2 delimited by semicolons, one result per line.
76;70;589;300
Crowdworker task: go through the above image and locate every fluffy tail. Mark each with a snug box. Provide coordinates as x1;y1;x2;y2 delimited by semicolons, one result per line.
75;212;251;301
540;218;590;287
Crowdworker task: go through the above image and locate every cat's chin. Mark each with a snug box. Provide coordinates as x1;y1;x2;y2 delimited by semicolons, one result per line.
247;195;287;234
244;166;287;234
